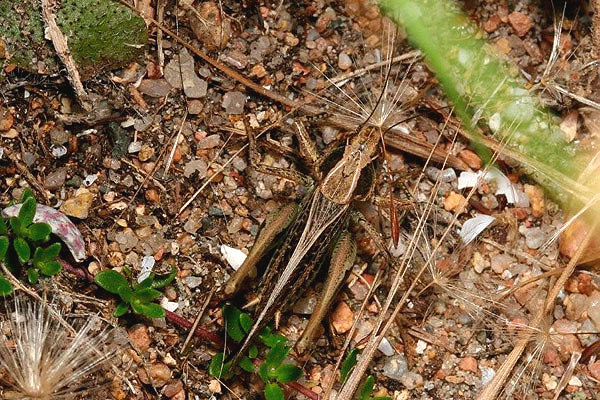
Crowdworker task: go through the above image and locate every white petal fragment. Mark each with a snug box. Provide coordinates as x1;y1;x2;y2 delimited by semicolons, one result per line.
460;214;496;245
457;168;518;204
220;245;247;271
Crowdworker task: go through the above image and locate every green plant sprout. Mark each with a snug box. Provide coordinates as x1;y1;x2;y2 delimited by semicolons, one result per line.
340;348;391;400
209;305;303;400
379;0;593;210
94;266;176;318
0;189;62;295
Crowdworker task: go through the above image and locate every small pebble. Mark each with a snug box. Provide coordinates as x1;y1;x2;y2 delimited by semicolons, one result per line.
60;188;94;219
382;354;408;381
128;324;152;352
331;302;354;334
338;52;352;70
138;79;172;97
222;91;247;114
508;11;532;37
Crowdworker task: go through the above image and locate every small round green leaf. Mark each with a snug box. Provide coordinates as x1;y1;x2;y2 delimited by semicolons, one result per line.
27;267;39;284
114;302;129;317
264;383;284;400
257;361;270;382
0;276;13;296
27;223;52;241
117;285;134;303
9;217;23;237
239;356;255;373
222;305;245;342
18;197;36;227
133;287;162;302
275;364;302;383
13;237;30;264
94;270;129;294
265;342;290;367
138;303;165;318
239;312;253;334
209;353;230;378
261;332;288;348
39;261;62;276
41;243;61;262
248;344;258;359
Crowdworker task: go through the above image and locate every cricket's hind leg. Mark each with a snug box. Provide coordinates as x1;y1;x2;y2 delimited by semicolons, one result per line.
294;230;357;356
222;202;300;299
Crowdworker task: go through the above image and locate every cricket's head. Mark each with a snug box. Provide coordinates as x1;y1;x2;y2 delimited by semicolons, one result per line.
320;125;379;204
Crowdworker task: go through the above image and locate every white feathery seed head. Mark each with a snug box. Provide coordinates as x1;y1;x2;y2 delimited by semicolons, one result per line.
0;296;115;399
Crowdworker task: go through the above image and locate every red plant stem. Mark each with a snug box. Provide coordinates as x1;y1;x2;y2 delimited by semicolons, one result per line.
61;258;320;399
164;310;225;347
287;382;321;400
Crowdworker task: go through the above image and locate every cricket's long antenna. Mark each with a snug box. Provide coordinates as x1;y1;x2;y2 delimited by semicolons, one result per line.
355;28;398;132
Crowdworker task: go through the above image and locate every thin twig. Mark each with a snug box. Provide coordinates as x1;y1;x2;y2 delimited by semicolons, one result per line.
181;287;216;353
40;0;91;111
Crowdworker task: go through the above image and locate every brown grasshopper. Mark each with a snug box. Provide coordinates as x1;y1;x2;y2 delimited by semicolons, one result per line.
220;114;399;366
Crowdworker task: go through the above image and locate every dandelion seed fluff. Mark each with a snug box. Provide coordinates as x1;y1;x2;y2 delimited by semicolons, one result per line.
0;296;116;399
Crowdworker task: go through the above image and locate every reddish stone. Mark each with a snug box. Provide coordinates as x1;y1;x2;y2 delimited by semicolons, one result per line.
483;15;502;33
508;11;532;37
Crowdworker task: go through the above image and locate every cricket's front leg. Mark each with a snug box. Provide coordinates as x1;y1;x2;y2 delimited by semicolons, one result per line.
295;230;357;356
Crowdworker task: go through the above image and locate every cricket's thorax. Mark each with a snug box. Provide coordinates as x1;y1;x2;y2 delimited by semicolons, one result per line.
321;126;379;204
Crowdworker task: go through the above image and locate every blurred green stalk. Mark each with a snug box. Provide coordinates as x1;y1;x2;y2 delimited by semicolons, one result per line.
379;0;592;208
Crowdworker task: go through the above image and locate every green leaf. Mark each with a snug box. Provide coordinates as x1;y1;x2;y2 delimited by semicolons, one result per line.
341;348;360;383
138;303;165;318
264;383;284;400
222;304;245;342
27;223;52;241
239;312;253;334
0;219;7;235
151;267;177;289
261;333;288;348
40;243;61;262
358;375;375;400
239;356;255;373
9;217;23;237
27;267;39;284
257;361;271;382
209;353;230;378
265;342;290;368
0;236;8;259
275;364;302;383
38;261;62;276
130;298;144;314
18;197;36;227
13;237;30;264
118;285;134;303
248;344;258;359
19;188;35;203
133;287;162;302
95;270;129;294
0;275;13;296
114;302;129;317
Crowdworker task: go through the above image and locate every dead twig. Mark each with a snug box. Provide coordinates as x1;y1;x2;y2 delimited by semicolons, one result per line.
40;0;91;111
